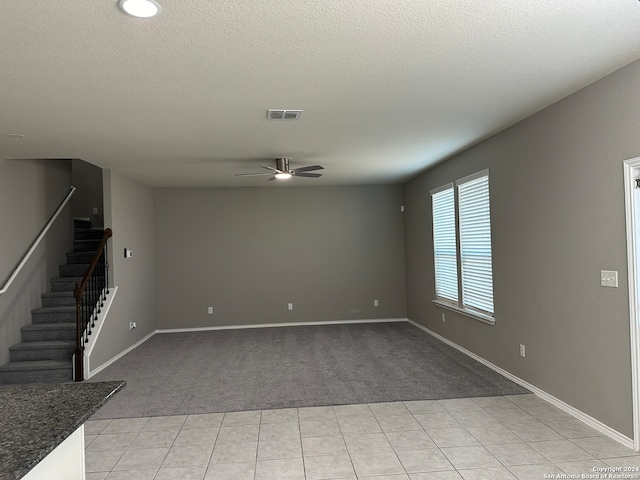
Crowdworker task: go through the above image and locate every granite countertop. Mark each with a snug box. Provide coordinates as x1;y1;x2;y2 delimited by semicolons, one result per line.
0;381;125;480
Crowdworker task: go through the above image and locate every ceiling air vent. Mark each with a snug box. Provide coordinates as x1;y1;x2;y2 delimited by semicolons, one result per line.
266;109;303;120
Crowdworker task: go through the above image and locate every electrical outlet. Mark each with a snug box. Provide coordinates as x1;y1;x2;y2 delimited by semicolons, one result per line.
374;299;379;307
442;313;446;322
129;322;136;331
124;248;133;258
207;307;213;314
92;207;98;215
288;303;293;311
519;344;526;357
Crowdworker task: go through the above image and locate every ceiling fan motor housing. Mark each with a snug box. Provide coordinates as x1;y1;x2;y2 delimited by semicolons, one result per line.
275;158;290;172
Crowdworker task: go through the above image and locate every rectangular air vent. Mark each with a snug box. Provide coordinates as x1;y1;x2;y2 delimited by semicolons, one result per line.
267;109;302;120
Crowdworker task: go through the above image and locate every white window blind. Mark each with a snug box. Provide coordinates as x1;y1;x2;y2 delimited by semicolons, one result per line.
431;186;458;303
457;173;494;315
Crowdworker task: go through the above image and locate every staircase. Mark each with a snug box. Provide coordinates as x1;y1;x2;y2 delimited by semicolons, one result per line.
0;219;105;384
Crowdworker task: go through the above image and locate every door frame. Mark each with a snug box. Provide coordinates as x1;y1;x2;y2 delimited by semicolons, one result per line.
623;156;640;451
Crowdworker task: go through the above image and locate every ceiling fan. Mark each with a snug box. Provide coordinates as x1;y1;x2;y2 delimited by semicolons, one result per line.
234;158;324;181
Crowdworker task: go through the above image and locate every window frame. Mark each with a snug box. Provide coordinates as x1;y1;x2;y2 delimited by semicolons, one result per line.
430;169;495;325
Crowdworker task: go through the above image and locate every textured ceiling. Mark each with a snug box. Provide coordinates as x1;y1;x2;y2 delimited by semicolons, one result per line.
2;0;640;187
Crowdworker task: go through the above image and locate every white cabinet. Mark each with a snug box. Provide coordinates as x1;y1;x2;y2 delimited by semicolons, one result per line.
22;425;85;480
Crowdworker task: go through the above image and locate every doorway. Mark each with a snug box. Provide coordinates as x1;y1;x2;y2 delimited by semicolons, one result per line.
622;156;640;451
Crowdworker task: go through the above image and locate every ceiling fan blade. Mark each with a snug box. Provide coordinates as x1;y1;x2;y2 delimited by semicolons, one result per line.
234;173;271;177
261;165;279;173
292;172;322;178
267;176;277;181
291;165;324;173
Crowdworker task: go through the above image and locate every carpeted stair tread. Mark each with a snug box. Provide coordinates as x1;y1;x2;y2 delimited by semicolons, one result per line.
31;306;76;314
66;252;95;264
73;239;102;252
41;292;75;307
0;360;71;372
59;263;90;277
50;277;82;292
42;292;74;298
20;323;76;342
31;306;76;324
21;322;76;331
51;276;82;282
10;341;75;350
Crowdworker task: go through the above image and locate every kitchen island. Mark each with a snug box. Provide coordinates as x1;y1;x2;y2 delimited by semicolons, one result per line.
0;381;125;480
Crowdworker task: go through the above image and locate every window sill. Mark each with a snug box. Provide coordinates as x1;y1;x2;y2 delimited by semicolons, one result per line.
432;300;495;325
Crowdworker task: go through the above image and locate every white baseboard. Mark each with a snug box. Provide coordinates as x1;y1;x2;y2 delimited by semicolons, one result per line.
156;318;408;334
407;319;635;450
87;330;156;378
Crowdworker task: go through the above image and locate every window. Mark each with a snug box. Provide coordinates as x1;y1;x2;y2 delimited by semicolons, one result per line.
430;170;494;323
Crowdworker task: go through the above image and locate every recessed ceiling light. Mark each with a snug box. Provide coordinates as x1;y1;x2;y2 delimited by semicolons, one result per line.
119;0;160;18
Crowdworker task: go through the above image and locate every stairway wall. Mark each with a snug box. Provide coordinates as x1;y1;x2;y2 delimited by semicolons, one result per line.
0;159;73;366
88;169;156;371
71;159;104;227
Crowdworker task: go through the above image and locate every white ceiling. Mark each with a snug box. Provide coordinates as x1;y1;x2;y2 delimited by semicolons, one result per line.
2;1;640;187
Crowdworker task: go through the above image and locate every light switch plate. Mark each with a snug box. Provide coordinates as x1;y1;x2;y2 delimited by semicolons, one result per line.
600;270;618;288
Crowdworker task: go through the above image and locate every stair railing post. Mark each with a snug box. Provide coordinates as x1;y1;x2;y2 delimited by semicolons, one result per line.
105;241;110;295
73;284;84;382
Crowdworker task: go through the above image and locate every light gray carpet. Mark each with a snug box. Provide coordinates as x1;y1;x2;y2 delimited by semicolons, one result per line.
89;321;529;419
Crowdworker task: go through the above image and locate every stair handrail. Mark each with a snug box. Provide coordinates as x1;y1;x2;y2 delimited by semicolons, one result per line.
0;185;76;296
73;227;112;381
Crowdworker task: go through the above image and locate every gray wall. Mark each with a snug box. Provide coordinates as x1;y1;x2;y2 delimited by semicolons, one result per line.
155;186;407;329
90;169;156;370
0;159;73;366
404;58;640;437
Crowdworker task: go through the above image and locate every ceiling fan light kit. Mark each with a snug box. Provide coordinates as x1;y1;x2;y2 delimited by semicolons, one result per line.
235;158;324;182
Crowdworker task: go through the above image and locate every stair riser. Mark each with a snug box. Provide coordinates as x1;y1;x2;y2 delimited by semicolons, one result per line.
67;252;95;264
74;229;105;241
21;329;75;342
0;368;72;384
32;311;76;324
59;264;91;277
74;240;101;252
41;295;75;307
50;279;79;292
10;347;75;362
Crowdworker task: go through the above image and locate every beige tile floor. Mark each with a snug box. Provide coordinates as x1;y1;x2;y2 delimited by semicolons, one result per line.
84;394;640;480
